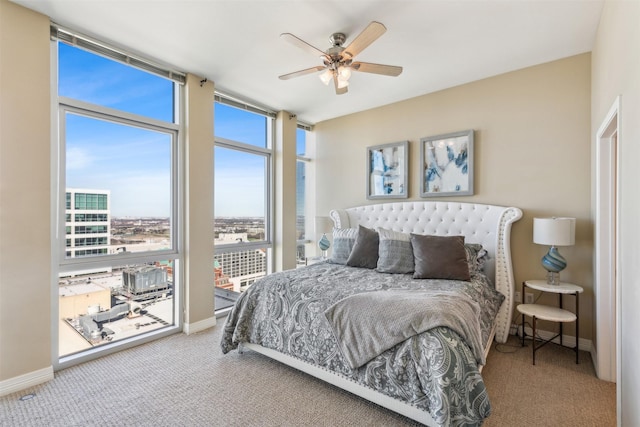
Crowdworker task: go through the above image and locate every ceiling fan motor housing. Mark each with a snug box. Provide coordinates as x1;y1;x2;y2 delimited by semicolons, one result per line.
326;33;355;69
330;32;346;46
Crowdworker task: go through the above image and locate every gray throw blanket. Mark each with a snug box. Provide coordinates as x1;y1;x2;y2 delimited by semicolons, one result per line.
324;289;485;369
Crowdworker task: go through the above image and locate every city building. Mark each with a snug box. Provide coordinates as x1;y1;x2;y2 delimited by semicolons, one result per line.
214;232;266;292
65;188;111;259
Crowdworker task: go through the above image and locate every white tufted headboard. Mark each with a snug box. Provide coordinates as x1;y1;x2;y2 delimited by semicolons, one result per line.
329;201;523;344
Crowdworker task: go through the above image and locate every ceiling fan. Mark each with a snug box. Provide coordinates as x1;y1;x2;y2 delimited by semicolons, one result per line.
278;21;403;95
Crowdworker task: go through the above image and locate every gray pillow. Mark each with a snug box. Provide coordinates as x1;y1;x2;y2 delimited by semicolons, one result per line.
464;243;488;275
410;234;471;281
329;227;358;265
346;226;379;269
376;228;414;274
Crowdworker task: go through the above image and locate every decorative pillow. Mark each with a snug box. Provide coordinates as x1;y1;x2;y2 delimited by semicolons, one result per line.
376;228;414;274
329;228;358;265
410;234;471;281
464;243;488;275
346;226;379;269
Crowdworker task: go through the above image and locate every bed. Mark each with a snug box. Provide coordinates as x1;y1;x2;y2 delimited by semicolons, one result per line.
221;201;522;426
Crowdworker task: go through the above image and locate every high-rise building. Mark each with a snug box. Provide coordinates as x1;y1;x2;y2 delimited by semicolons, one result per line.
65;189;111;258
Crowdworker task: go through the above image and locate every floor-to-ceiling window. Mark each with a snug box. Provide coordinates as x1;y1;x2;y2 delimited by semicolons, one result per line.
296;126;311;266
53;26;183;366
213;97;274;314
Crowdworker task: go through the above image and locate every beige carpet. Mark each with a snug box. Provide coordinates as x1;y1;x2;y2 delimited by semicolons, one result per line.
483;337;616;427
0;326;615;426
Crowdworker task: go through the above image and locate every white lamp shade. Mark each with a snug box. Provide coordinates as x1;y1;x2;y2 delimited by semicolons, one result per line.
336;78;349;89
337;66;351;80
319;69;333;85
533;217;576;246
314;216;333;235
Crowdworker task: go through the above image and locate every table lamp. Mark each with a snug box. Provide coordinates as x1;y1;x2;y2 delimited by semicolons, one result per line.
533;217;575;285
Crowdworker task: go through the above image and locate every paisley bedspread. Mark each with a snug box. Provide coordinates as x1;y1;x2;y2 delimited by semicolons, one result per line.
220;261;504;426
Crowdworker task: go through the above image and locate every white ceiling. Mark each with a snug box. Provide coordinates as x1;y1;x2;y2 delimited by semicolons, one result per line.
12;0;603;124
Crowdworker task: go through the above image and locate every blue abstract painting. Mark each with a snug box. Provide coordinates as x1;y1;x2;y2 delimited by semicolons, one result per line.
421;130;473;197
368;141;408;199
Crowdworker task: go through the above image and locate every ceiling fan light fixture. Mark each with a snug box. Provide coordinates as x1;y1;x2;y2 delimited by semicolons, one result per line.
336;77;349;89
319;69;333;85
337;65;352;81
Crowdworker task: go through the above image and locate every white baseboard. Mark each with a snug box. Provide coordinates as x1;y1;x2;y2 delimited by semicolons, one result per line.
590;347;599;374
0;366;54;397
183;316;216;335
509;324;518;335
510;323;593;352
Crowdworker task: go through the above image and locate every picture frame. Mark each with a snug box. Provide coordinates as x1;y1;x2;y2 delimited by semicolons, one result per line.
366;141;409;200
420;129;474;197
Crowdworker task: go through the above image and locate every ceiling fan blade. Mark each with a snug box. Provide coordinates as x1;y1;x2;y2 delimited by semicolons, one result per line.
334;76;348;95
280;33;328;59
343;21;387;59
279;66;326;80
352;62;403;76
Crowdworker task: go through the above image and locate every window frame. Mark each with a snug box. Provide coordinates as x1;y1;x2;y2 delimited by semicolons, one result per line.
52;37;185;369
212;99;274;307
57;98;180;274
213;105;274;256
214;137;273;252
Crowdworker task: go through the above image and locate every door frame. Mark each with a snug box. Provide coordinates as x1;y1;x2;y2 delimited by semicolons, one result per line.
594;95;621;385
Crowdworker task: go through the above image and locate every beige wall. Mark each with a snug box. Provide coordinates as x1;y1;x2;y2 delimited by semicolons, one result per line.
315;54;593;339
0;0;52;381
592;1;640;424
184;74;216;328
274;111;298;271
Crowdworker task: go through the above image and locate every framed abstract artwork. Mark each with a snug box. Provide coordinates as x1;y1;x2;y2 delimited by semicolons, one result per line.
366;141;409;199
420;130;474;197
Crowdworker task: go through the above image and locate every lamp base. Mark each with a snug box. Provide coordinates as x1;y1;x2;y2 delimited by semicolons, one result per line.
541;246;566;285
546;271;560;286
318;233;331;259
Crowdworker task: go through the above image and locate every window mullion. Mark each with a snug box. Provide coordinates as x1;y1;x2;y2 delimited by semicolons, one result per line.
60;97;179;133
215;137;271;156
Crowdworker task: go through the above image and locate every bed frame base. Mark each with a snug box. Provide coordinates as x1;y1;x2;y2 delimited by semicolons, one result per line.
240;342;437;426
239;324;496;427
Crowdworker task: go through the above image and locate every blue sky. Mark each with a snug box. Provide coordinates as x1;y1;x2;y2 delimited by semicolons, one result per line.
60;42;305;218
64;114;172;217
214;103;267;217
